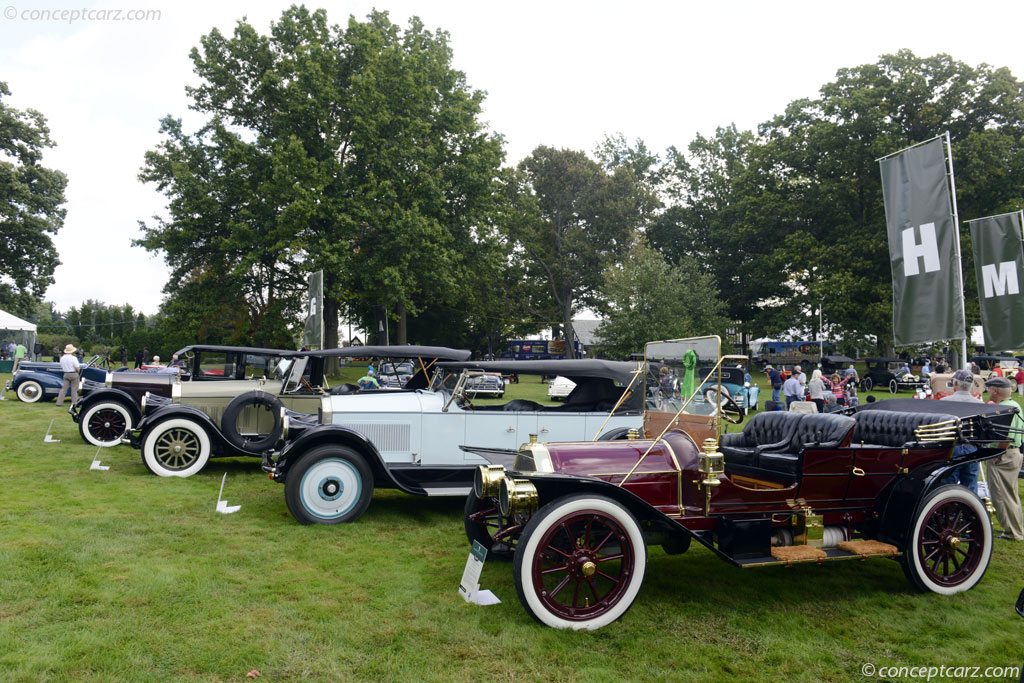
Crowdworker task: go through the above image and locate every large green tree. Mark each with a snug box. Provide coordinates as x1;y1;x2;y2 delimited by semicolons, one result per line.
594;237;728;359
653;51;1024;352
139;6;505;350
0;82;67;317
504;146;657;357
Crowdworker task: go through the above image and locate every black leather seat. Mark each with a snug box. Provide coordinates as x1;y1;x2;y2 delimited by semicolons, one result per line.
720;412;804;468
330;383;360;395
503;399;544;412
851;411;959;447
758;414;856;476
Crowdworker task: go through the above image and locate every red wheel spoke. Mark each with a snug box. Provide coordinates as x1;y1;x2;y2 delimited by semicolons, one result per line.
949;553;962;572
586;576;601;602
571;578;582;607
923;547;942;563
540;564;569;575
561;523;576;549
596;569;620;582
585;518;593;547
592;530;614;554
596;552;624;564
549;573;572;599
544;543;573;560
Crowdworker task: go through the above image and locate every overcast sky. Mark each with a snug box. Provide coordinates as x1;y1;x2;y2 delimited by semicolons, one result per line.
4;0;1024;315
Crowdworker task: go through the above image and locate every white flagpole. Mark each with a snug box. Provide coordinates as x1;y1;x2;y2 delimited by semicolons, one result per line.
943;131;969;365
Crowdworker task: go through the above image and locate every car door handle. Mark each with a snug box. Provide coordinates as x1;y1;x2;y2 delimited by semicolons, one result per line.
852;466;865;476
540;428;549;433
506;427;515;432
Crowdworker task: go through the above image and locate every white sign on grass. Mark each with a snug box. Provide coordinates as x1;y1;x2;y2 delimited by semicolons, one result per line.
459;540;500;605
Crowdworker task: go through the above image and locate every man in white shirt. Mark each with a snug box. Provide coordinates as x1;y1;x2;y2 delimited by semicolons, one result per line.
782;373;803;408
55;344;83;407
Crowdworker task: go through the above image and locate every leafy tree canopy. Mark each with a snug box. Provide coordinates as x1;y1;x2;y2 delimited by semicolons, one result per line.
0;82;67;318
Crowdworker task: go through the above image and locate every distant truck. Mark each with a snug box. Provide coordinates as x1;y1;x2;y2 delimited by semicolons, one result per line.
753;340;835;370
501;339;580;361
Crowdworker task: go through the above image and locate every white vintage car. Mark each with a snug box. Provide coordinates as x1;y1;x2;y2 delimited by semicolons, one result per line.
259;357;648;524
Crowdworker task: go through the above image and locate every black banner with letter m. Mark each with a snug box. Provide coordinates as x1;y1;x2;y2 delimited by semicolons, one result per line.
879;137;965;346
968;212;1024;351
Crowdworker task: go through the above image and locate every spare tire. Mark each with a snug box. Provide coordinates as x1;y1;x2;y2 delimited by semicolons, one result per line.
221;390;284;453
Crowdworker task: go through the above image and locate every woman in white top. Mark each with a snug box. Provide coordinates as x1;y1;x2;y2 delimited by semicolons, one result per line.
807;369;826;413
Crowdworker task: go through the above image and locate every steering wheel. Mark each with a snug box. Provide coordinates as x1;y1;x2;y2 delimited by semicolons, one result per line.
704;387;744;424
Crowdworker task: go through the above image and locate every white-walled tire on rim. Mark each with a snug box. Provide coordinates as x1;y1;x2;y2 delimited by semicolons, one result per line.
80;401;133;447
901;484;993;594
284;445;373;524
141;418;212;477
513;494;647;630
16;380;44;403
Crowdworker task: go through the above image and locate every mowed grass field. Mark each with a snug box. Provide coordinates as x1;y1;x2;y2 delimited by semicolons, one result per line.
1;369;1023;681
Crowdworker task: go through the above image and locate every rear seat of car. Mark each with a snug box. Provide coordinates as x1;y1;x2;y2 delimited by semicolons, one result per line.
849;410;959;448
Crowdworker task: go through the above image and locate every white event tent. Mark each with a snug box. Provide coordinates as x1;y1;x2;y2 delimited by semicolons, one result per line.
0;309;38;354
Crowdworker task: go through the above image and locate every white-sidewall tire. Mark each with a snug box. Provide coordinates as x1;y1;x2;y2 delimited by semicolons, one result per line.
142;418;211;478
514;495;647;631
904;485;992;595
17;380;44;403
80;402;133;447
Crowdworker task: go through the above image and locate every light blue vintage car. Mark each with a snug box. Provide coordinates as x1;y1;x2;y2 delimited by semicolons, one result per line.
2;355;107;403
699;366;759;412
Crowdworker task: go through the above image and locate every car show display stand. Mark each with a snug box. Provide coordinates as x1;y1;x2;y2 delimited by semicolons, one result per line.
459;541;500;605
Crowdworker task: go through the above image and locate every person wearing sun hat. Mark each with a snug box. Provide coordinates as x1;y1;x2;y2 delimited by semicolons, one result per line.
55;343;83;406
983;376;1024;540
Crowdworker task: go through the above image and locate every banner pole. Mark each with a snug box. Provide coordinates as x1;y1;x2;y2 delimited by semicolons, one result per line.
943;131;969;365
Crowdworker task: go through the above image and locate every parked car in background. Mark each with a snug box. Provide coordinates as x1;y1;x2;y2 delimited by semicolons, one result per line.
819;354;856;377
970;356;1020;391
861;358;926;394
2;355;106;403
699;365;759;412
377;361;415;389
547;376;576;401
465;371;506;398
69;345;294;448
925;372;984;400
463;336;1017;630
126;346;471;478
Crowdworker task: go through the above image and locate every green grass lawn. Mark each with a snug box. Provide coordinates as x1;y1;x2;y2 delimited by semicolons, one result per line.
1;371;1023;681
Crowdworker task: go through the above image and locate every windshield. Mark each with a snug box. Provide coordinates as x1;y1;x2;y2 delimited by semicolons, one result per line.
645;337;723;415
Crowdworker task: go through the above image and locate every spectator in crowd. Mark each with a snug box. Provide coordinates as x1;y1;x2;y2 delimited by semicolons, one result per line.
119;346;128;366
766;365;783;403
807;369;826;413
659;366;675;398
983;377;1024;541
970;361;981;375
33;342;43;361
358;367;380;391
921;359;932;375
55;344;83;407
52;344;60;362
134;348;144;369
794;365;807;393
1016;365;1024;398
75;347;84;363
940;368;982;493
782;372;802;408
6;341;14;360
168;354;184;368
143;347;150;364
13;341;27;371
151;355;164;367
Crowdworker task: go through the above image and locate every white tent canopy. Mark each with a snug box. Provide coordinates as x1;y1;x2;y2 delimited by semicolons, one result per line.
0;309;38;353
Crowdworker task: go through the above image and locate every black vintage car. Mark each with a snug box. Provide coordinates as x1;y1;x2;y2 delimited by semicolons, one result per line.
861;357;926;394
69;345;295;448
819;354;856;376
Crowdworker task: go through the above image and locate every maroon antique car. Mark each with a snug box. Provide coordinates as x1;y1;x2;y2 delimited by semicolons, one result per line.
463;338;1018;630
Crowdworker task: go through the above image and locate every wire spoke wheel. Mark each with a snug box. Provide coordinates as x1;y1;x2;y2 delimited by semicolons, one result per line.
87;408;128;442
154;428;202;470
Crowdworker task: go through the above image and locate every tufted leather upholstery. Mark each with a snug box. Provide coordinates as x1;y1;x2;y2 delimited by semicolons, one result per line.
503;399;545;412
851;411;959;447
758;414;856;476
720;412;805;468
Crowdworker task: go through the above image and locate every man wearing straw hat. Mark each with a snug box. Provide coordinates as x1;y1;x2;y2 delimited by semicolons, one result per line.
55;344;83;407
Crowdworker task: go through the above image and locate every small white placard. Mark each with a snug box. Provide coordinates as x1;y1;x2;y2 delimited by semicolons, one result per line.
43;419;60;443
216;472;240;514
459;540;500;605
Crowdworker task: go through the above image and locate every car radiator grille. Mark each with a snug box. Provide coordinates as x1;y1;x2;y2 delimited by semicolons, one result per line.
343;423;411;453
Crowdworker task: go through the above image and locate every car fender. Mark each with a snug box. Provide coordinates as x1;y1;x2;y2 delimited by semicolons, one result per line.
135;404;229;453
12;369;63;392
875;457;978;547
274;424;406;492
75;388;142;425
519;471;687;539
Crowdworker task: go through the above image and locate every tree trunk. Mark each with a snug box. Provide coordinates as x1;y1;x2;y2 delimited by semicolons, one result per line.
563;296;575;359
397;302;407;345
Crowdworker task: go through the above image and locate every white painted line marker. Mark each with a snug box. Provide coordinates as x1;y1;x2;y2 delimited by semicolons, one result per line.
216;472;240;514
43;419;61;443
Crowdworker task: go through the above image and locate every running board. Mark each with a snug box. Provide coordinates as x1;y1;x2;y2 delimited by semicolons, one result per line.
734;546;902;568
